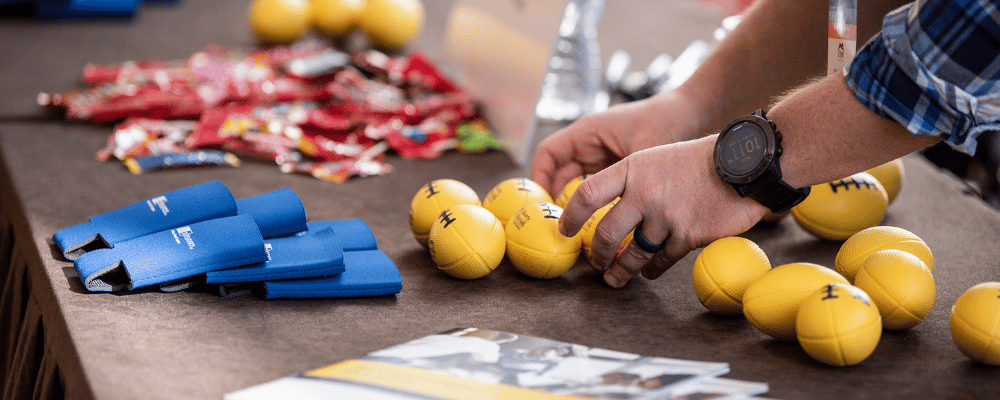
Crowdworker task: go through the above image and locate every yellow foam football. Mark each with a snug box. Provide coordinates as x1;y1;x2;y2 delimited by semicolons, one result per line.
742;262;849;341
506;202;581;279
796;283;882;367
791;172;888;241
248;0;312;43
359;0;425;48
835;226;934;283
428;204;505;279
950;282;1000;365
854;249;935;330
554;174;590;208
691;237;771;315
482;178;552;227
409;179;481;248
866;158;905;204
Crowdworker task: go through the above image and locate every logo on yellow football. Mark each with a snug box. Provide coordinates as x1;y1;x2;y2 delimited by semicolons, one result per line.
505;202;581;279
428;204;505;280
791;172;888;241
742;262;849;341
796;283;882;367
482;178;552;227
409;179;481;248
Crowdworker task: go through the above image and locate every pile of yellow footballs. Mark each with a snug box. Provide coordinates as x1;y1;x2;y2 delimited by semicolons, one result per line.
693;224;998;368
248;0;424;48
693;157;999;367
410;159;1000;368
409;176;606;281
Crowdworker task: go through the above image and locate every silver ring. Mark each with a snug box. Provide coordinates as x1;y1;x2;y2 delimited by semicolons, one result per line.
633;221;666;253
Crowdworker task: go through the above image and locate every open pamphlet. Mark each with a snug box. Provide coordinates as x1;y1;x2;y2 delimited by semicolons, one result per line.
226;327;769;399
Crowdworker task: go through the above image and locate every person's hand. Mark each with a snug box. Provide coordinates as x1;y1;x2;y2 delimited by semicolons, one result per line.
530;92;709;196
559;135;767;288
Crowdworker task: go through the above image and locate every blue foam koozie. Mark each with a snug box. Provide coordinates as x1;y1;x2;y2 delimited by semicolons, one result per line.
304;219;378;251
54;182;310;261
236;187;308;239
74;215;267;292
204;227;345;284
53;180;236;260
259;249;401;299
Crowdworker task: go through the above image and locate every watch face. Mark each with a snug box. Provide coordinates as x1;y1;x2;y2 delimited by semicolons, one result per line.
719;121;767;176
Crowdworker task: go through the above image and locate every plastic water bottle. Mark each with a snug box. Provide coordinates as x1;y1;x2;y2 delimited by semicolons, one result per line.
535;0;607;122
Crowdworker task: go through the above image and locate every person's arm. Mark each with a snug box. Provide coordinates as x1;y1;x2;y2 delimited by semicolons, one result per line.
676;0;911;135
531;0;910;195
562;73;940;288
560;0;1000;289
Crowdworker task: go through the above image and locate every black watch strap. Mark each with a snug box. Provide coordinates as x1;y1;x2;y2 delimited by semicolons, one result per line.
744;178;811;214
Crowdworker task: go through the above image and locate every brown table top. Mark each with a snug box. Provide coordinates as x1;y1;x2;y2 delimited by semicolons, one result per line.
2;1;999;399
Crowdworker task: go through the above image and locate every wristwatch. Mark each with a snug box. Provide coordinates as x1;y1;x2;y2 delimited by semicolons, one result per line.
713;109;810;214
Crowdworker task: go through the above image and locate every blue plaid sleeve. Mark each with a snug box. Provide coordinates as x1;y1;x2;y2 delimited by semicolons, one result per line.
844;0;1000;155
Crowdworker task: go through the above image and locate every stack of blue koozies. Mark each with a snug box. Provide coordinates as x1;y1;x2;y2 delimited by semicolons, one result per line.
52;180;402;299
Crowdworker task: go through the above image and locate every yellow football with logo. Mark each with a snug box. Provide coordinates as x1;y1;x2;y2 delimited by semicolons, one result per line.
797;283;882;367
482;178;553;227
428;204;505;279
505;202;581;279
409;179;481;248
791;172;888;241
742;262;849;341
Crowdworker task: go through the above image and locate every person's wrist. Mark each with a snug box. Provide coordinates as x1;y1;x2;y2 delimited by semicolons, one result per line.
671;80;723;136
701;135;769;220
648;90;712;142
758;106;807;189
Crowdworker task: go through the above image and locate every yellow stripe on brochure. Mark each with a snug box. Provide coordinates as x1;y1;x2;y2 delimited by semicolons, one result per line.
307;360;587;400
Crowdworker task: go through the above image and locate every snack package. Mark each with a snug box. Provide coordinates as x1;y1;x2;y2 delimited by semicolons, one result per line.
43;40;490;182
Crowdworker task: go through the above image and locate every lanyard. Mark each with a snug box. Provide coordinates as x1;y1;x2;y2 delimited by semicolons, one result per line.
828;0;858;75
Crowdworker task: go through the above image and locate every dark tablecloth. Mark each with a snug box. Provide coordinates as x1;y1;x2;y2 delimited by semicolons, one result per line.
2;1;999;399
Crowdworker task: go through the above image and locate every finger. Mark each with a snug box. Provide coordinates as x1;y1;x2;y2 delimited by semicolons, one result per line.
559;160;628;237
640;248;675;280
530;144;564;195
551;163;585;201
640;233;696;281
584;193;641;272
603;221;668;288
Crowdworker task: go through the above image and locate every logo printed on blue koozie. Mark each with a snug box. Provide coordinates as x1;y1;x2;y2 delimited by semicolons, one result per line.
147;195;170;216
171;226;196;249
264;243;273;261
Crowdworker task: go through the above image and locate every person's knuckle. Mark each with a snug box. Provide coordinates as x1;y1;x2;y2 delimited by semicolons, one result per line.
591;221;619;248
573;179;605;210
620;246;652;271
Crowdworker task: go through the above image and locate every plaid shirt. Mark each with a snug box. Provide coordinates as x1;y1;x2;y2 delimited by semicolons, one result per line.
844;0;1000;154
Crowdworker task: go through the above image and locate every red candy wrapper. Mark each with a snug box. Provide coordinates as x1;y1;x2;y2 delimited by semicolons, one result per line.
98;118;197;161
44;40;488;182
281;141;392;183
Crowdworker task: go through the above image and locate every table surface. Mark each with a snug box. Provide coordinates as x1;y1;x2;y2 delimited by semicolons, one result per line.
2;1;1000;399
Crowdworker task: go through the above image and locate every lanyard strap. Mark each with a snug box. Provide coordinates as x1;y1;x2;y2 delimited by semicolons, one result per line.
828;0;859;75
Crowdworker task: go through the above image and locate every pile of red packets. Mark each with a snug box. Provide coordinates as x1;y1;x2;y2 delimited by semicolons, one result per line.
39;40;501;182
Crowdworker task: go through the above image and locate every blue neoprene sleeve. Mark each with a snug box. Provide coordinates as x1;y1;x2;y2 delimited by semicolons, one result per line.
53;180;237;260
236;187;308;238
203;227;345;284
259;249;401;299
304;219;378;251
54;182;310;261
74;215;267;292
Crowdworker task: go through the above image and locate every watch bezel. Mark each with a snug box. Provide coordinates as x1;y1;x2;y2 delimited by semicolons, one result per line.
713;114;779;185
